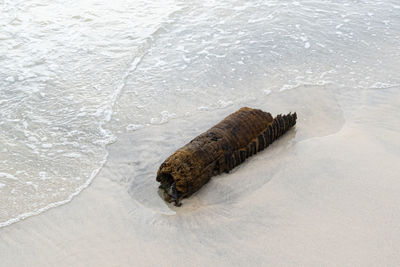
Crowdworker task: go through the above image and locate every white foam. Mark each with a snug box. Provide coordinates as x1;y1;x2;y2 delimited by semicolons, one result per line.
28;136;39;143
280;84;299;92
62;153;82;158
150;111;177;124
197;106;209;111
126;124;145;131
41;143;53;148
39;172;48;180
370;82;399;89
217;100;233;108
0;173;17;180
5;76;15;82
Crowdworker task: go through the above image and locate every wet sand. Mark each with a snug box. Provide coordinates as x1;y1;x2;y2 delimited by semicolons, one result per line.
1;85;400;266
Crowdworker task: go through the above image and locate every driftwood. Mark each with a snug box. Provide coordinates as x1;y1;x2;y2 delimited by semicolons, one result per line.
156;107;297;206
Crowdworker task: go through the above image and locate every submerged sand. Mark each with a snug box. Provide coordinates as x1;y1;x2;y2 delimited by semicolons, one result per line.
1;85;400;266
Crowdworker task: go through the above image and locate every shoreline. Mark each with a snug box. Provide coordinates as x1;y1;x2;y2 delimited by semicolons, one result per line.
1;86;400;266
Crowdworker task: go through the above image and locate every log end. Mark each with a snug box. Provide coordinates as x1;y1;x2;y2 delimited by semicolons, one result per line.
157;171;183;206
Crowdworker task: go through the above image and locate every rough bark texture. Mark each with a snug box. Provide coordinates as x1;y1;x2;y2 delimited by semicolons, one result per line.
156;107;297;206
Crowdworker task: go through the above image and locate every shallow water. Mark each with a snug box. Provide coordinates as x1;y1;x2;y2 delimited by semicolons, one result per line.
1;0;399;230
0;0;180;226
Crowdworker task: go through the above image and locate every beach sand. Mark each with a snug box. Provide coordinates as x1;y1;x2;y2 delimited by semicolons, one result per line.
1;0;400;265
1;85;400;266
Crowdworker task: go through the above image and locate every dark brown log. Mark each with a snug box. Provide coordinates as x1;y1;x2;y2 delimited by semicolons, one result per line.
156;107;297;206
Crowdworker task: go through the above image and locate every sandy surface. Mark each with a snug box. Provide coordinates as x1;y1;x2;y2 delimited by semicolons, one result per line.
2;1;400;266
1;85;400;266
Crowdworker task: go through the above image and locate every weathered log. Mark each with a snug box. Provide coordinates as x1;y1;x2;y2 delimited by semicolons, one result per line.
156;107;297;206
